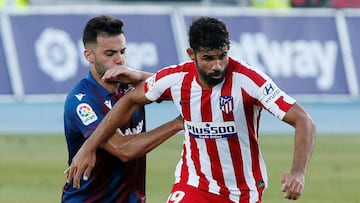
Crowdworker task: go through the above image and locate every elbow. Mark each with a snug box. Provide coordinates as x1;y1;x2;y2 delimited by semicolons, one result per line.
298;114;317;149
114;148;139;162
102;142;139;162
291;110;317;140
298;112;317;139
307;115;317;138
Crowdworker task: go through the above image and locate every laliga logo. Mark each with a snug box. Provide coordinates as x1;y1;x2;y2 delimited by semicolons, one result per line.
35;28;78;82
34;27;159;82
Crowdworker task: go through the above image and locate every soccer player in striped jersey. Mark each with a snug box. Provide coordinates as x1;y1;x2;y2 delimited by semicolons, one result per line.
66;16;316;203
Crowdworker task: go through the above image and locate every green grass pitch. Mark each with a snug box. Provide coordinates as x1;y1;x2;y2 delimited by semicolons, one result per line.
0;134;359;203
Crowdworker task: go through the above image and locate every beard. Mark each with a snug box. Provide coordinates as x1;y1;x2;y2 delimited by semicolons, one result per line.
197;67;225;86
93;62;119;84
94;61;107;78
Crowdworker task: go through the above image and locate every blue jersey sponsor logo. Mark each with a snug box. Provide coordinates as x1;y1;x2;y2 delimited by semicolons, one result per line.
185;121;237;139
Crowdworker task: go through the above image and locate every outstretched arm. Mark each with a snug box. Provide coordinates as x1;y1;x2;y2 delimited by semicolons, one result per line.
102;115;183;162
66;80;150;188
102;65;152;84
281;102;316;200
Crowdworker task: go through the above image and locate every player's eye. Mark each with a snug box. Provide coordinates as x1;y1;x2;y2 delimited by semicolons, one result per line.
219;52;228;59
120;47;126;55
202;55;214;61
105;50;116;56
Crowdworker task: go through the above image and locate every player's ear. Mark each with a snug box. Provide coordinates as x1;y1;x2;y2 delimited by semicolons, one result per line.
186;48;195;61
84;49;94;63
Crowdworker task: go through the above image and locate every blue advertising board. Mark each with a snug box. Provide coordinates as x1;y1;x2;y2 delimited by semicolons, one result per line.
1;7;359;98
346;16;360;95
183;15;348;95
0;36;12;94
8;13;178;95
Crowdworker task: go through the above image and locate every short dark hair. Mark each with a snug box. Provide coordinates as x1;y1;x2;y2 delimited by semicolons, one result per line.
188;16;230;52
82;15;124;46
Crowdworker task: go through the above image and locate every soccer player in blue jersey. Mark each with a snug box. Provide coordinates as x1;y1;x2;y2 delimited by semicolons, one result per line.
61;15;183;203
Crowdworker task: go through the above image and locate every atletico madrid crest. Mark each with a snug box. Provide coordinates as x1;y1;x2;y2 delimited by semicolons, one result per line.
219;95;234;114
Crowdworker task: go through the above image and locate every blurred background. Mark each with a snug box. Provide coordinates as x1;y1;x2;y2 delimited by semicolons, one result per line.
10;0;360;8
0;0;359;135
0;1;359;203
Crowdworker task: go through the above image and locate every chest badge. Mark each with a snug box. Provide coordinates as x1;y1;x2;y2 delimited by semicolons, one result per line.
219;95;234;114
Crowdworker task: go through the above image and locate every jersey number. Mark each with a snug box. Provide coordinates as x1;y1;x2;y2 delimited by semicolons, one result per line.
167;190;185;203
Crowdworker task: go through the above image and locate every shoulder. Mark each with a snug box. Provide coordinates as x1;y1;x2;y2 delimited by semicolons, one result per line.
155;61;194;79
64;82;102;128
64;79;98;111
145;61;193;89
229;57;268;87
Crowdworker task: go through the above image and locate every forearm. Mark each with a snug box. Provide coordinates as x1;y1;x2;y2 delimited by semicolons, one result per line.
280;103;315;199
81;112;120;153
291;117;316;174
138;70;153;81
128;69;152;84
102;66;153;84
108;116;183;161
84;93;143;153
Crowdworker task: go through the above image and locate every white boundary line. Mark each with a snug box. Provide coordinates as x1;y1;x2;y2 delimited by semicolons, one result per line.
1;11;24;100
335;10;359;97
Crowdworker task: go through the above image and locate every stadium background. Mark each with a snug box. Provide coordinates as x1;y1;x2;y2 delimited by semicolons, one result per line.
0;0;359;135
0;1;359;203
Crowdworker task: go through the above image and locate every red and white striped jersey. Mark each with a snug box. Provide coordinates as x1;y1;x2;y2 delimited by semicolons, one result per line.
144;57;296;202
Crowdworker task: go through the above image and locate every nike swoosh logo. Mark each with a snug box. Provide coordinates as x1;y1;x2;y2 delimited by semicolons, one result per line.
179;101;190;105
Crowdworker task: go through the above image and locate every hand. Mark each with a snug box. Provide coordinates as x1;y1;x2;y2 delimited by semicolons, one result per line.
281;171;305;200
102;65;142;84
64;145;96;188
